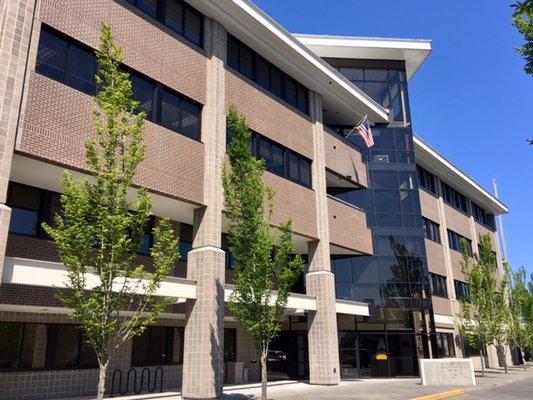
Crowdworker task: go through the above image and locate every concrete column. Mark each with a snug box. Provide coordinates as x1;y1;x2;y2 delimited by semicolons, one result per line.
305;91;340;385
181;18;226;400
0;0;37;281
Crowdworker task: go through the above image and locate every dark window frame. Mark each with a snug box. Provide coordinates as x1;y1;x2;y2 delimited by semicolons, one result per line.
227;35;309;115
417;165;436;194
430;273;447;298
422;217;441;244
36;25;98;96
45;324;98;370
435;332;455;358
126;0;204;48
131;326;182;366
441;181;468;214
0;322;42;371
454;280;470;302
447;229;472;255
250;132;312;188
36;27;203;142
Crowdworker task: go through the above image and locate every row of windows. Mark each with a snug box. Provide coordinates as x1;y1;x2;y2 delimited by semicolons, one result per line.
472;202;489;226
417;165;436;194
227;35;309;115
337;67;409;123
441;182;468;213
125;0;203;48
7;182;193;260
0;322;238;370
36;26;202;141
430;273;447;298
447;229;472;255
454;280;470;301
252;134;312;188
423;217;441;244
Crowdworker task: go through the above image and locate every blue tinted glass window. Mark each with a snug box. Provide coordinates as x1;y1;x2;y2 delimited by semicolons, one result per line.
299;159;311;187
270;67;282;97
160;89;181;132
164;0;184;34
239;46;253;80
256;57;270;90
137;0;158;18
284;77;297;107
131;73;155;120
271;144;284;175
36;29;68;81
184;7;202;47
181;101;200;140
258;137;271;170
8;184;41;236
227;37;239;70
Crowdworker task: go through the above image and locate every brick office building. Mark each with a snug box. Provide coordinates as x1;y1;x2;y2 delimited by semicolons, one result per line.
0;1;510;399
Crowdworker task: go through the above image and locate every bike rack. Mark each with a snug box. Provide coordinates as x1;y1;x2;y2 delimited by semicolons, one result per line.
110;366;164;397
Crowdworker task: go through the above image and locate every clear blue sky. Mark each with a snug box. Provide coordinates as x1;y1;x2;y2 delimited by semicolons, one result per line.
254;0;533;275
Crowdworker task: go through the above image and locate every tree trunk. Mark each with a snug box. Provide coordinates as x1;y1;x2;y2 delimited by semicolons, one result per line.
500;346;508;374
96;361;109;400
479;348;485;377
261;349;268;400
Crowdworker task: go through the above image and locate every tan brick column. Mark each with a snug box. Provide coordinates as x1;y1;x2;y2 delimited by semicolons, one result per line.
305;91;340;385
0;0;37;280
181;18;226;400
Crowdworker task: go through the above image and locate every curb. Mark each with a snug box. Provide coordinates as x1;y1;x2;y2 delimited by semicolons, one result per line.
409;389;466;400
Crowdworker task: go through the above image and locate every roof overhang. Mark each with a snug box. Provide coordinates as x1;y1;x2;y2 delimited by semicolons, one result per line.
414;136;508;215
294;34;432;82
188;0;389;124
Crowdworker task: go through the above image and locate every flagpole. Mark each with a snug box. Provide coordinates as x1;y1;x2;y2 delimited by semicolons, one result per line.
345;114;367;140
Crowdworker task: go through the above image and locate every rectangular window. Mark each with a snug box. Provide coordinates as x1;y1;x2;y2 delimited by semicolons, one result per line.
160;88;181;133
183;7;202;47
180;100;200;140
46;324;97;369
224;329;237;362
256;56;270;90
0;323;44;370
7;183;41;236
131;72;156;120
36;27;203;142
472;202;490;226
423;217;441;243
435;332;455;358
179;223;193;262
447;229;472;255
271;143;284;176
164;0;184;34
226;35;309;115
131;326;179;365
36;26;96;95
430;273;447;298
126;0;204;48
441;182;468;213
417;165;436;194
454;280;470;301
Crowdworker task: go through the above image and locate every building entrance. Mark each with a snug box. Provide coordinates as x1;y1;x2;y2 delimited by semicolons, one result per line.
267;330;309;380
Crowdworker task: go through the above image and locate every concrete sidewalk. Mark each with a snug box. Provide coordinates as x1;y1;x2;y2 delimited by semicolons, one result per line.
61;366;533;400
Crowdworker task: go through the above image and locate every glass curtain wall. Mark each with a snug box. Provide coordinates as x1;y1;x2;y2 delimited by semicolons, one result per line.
329;65;435;378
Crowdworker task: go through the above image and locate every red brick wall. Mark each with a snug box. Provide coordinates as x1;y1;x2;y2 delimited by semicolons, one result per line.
225;69;314;160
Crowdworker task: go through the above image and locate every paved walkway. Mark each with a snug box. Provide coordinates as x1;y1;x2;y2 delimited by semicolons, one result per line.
62;366;533;400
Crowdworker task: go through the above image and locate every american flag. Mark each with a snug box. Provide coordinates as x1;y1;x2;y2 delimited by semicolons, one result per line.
355;115;374;148
344;115;374;148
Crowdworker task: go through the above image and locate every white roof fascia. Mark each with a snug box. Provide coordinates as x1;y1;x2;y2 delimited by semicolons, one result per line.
414;136;508;215
190;0;389;123
294;34;432;81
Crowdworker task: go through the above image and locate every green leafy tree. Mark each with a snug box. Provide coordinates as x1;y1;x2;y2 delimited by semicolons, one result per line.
43;24;180;400
458;235;503;376
223;106;304;400
513;0;533;75
506;264;533;369
512;1;533;144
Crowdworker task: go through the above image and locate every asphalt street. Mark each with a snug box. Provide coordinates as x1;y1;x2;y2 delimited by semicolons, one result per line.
460;377;533;399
